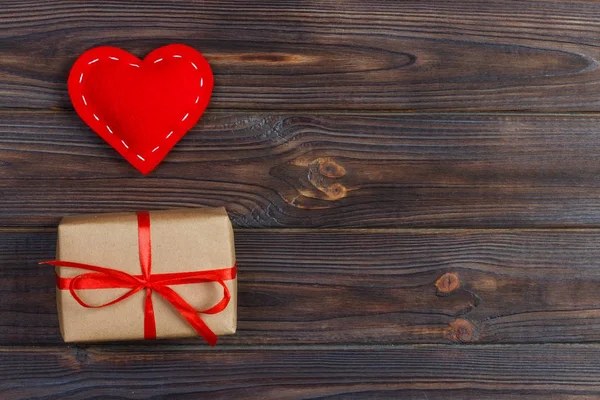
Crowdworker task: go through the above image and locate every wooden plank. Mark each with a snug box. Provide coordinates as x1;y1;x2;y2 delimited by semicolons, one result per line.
3;112;600;228
4;229;600;345
3;0;600;111
1;344;600;398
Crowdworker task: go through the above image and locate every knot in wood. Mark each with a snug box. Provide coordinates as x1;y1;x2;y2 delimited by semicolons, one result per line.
445;319;475;343
74;346;89;365
317;157;346;178
435;272;460;294
305;157;349;201
324;183;347;200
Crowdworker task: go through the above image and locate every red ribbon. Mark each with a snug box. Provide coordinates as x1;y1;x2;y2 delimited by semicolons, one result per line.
41;211;236;346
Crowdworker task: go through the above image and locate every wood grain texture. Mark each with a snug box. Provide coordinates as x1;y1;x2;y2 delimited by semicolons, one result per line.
3;229;600;346
3;0;600;111
2;344;600;399
3;112;600;228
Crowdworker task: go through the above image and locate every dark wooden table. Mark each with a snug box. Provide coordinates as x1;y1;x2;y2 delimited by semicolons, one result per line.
3;1;600;398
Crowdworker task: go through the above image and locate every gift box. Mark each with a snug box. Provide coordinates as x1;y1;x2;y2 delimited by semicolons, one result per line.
44;207;237;345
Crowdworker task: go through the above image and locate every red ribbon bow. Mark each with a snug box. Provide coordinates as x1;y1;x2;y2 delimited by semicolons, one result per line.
41;211;236;346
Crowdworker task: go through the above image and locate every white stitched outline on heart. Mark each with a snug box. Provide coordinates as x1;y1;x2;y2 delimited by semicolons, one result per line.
79;54;205;162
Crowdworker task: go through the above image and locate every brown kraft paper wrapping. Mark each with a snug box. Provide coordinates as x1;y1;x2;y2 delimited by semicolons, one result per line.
55;207;237;342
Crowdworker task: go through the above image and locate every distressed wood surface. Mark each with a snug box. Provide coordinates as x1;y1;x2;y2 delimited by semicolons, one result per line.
3;229;600;346
5;0;600;397
2;344;600;399
3;0;600;111
3;112;600;228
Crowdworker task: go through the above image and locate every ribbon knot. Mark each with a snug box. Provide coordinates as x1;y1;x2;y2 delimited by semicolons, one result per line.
143;281;156;290
41;211;236;346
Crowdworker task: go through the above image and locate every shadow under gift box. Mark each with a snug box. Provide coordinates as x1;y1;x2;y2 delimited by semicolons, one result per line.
53;207;237;342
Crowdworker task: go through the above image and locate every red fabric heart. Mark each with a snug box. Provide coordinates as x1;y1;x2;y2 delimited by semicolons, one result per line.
68;44;214;174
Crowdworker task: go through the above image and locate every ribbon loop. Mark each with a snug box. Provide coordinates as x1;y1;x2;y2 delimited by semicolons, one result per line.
67;272;141;309
41;211;236;346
